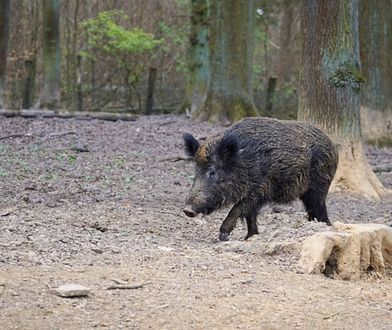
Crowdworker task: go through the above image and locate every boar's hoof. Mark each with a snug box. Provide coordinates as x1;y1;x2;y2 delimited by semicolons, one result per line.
219;232;230;241
183;206;197;218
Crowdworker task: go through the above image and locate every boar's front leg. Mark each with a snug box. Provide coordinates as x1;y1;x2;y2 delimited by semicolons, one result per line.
219;204;242;241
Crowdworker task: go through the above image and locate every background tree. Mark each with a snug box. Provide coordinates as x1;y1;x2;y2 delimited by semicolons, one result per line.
194;0;259;123
0;0;11;107
37;0;61;109
359;0;392;146
178;0;210;115
299;0;388;198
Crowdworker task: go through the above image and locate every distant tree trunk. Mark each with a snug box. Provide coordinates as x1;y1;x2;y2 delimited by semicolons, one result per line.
37;0;61;110
276;0;300;85
359;0;392;146
76;54;83;111
265;76;277;113
0;0;11;107
145;67;157;115
194;0;259;123
178;0;210;114
299;0;388;199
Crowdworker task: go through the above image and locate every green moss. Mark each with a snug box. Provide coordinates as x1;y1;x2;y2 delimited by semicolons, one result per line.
330;63;365;91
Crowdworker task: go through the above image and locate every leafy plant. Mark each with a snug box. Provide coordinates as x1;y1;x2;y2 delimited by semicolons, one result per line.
81;10;163;111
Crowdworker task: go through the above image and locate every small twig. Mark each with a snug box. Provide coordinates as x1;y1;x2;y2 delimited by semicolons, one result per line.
0;206;22;216
110;278;127;285
323;311;342;320
158;120;176;127
159;156;191;162
106;282;150;290
47;131;78;138
0;134;33;140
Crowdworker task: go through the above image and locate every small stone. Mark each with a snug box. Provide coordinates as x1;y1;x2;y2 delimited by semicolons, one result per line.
92;248;104;254
52;284;90;298
157;246;175;252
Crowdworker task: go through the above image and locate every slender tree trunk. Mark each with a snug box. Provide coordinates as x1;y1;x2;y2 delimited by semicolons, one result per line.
178;0;210;114
145;67;157;115
37;0;61;110
265;76;277;113
194;0;259;123
299;0;388;199
359;0;392;146
0;0;11;107
76;54;83;111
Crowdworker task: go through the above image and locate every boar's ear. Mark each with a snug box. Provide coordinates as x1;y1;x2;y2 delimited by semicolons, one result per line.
217;135;239;164
183;133;200;158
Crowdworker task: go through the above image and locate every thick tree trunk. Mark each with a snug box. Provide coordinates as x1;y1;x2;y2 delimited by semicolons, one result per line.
178;0;210;115
37;0;61;110
0;0;11;107
194;0;258;123
299;0;388;199
359;0;392;146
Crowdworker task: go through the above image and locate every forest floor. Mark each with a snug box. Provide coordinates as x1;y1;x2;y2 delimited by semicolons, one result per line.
0;114;392;330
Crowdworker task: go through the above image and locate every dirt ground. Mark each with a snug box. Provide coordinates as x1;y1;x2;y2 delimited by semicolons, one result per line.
0;115;392;330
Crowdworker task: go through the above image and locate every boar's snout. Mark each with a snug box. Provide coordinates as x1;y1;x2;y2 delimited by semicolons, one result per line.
183;205;197;218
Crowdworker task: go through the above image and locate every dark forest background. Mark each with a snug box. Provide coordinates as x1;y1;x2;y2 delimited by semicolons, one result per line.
1;0;300;117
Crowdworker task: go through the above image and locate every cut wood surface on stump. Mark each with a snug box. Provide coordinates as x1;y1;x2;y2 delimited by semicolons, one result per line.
299;222;392;280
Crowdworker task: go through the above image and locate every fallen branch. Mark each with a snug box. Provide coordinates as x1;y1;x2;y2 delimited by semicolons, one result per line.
105;282;150;290
373;165;392;173
0;109;138;122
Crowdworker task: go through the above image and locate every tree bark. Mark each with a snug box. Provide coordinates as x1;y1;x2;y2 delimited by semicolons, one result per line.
194;0;259;123
0;0;11;107
299;0;388;199
37;0;61;110
275;0;300;85
22;60;35;109
359;0;392;146
178;0;210;115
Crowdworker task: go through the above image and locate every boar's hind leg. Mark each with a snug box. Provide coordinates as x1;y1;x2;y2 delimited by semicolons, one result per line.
219;204;242;241
300;189;332;226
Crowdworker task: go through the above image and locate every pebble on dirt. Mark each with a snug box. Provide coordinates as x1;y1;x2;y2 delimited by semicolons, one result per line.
51;284;90;298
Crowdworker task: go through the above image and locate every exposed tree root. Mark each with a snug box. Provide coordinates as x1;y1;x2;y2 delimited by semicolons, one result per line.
330;141;391;199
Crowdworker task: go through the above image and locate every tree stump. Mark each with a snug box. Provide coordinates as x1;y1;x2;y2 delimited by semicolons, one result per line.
299;222;392;280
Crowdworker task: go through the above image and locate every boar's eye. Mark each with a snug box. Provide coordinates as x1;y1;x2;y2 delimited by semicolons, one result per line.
207;169;216;179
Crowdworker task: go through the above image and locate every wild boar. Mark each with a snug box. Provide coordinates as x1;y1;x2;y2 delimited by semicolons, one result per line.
182;117;338;241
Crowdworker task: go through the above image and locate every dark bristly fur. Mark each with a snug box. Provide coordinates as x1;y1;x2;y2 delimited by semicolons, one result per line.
183;117;339;241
